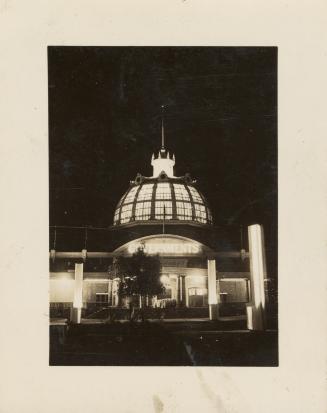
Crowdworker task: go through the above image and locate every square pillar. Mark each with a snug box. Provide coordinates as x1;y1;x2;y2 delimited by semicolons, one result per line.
247;224;267;330
108;279;113;306
70;263;83;324
207;259;218;320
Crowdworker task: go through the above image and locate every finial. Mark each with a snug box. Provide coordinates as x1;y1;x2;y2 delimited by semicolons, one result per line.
161;105;165;150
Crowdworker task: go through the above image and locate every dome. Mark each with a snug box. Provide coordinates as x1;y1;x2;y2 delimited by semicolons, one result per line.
113;116;213;226
113;174;213;226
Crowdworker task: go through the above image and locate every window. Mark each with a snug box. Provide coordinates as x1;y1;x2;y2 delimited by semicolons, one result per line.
123;186;138;204
176;201;192;220
173;184;190;201
155;201;172;219
188;288;208;307
194;204;207;223
113;208;120;224
189;186;203;203
156;183;172;200
135;201;151;220
120;204;133;223
137;184;154;201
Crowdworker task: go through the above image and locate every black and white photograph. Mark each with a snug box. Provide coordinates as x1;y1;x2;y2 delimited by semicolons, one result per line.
2;1;327;412
49;46;278;366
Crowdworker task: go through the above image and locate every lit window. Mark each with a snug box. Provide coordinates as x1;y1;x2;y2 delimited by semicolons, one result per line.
114;208;120;224
176;201;192;220
156;183;172;200
194;204;207;223
120;204;133;223
155;201;172;219
135;201;151;220
123;186;138;204
173;184;190;201
189;186;203;203
137;184;154;201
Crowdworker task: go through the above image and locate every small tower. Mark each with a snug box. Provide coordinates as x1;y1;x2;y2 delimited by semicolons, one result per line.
151;105;176;177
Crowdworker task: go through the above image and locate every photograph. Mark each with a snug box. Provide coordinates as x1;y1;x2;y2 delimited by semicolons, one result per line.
48;46;278;366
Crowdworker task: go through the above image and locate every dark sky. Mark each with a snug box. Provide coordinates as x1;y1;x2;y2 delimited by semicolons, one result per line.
48;46;277;273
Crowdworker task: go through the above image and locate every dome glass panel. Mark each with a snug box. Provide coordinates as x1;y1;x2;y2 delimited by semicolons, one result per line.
173;183;190;201
188;186;203;203
135;201;151;220
155;200;173;219
137;183;154;201
113;181;212;225
120;204;133;223
156;183;172;200
176;201;192;220
124;186;138;204
194;204;207;223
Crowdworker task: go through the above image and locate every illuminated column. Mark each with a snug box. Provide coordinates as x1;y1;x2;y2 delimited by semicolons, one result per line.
70;263;83;324
207;259;218;320
108;279;113;306
247;224;266;330
112;279;120;307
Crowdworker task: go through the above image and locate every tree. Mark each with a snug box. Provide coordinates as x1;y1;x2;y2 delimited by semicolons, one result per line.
115;248;163;313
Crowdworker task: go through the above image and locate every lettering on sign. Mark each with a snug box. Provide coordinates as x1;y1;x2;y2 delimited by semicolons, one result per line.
127;241;200;255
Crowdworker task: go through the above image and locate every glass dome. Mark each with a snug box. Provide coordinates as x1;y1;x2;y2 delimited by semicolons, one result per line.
113;179;213;226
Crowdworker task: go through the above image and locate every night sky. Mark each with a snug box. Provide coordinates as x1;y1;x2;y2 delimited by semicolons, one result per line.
48;47;277;275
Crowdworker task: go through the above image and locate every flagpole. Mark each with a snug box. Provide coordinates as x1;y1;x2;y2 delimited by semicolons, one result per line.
163;205;165;234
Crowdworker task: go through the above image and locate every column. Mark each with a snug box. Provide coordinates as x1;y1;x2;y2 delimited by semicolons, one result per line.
185;276;189;307
112;279;119;307
108;279;113;306
207;259;218;320
70;263;83;324
247;224;266;330
176;276;181;307
180;275;186;307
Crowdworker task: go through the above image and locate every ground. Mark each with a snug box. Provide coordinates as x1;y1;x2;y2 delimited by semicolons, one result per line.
50;319;278;366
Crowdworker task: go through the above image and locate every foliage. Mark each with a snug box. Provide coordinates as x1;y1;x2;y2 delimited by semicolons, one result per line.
115;248;164;301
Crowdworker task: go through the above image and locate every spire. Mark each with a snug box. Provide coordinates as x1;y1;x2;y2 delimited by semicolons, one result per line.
151;104;176;177
161;104;165;150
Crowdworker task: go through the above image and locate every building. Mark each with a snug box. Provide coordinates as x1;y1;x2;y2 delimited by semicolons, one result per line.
50;125;268;328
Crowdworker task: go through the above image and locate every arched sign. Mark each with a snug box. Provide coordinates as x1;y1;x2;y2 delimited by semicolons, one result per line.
114;234;211;257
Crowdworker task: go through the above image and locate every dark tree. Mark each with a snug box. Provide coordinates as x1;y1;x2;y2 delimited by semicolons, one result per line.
115;248;163;312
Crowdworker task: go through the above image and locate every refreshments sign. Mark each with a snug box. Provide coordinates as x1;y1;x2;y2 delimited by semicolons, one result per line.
116;236;205;256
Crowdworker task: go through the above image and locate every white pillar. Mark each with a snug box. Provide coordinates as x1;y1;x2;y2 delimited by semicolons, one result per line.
71;263;83;324
247;224;267;330
112;279;119;306
207;259;218;320
108;279;113;306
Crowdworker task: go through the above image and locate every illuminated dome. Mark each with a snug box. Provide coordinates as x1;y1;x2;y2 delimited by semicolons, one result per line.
113;111;213;226
113;150;213;226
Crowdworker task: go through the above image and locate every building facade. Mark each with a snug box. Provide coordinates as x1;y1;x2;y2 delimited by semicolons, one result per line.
50;136;267;326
